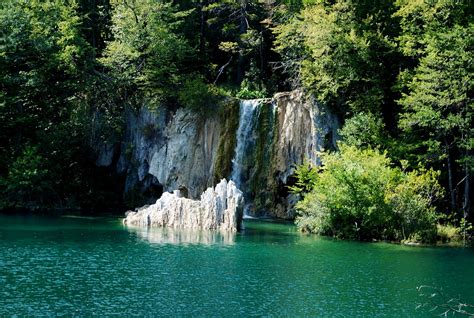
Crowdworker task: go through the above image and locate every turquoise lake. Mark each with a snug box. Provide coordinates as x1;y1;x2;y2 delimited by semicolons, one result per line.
1;215;473;316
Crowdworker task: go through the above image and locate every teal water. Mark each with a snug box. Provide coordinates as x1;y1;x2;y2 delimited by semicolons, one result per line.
1;215;473;316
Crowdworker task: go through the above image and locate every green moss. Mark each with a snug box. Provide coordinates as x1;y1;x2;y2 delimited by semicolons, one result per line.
249;100;277;211
213;99;240;183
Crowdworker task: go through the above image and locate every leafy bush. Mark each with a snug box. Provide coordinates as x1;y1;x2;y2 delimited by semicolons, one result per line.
288;160;318;195
236;62;268;99
236;79;268;99
0;146;52;209
437;224;461;244
294;145;441;242
339;113;386;149
177;77;220;115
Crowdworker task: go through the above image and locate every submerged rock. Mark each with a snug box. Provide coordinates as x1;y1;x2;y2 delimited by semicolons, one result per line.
123;179;244;232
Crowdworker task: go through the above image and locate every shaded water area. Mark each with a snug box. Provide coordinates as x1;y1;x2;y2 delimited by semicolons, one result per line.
1;215;474;316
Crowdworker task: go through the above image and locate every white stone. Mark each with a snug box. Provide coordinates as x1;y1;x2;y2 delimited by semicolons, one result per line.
123;179;244;232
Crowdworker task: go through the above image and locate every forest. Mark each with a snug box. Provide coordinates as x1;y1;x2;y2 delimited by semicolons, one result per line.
0;0;472;243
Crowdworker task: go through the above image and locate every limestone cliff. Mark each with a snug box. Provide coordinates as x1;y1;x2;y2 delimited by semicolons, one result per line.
95;90;339;218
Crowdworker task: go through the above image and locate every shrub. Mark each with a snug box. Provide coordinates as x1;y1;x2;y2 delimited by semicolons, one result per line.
288;160;319;195
294;145;441;242
437;224;461;243
177;77;220;115
236;78;268;99
339;112;386;149
0;146;52;209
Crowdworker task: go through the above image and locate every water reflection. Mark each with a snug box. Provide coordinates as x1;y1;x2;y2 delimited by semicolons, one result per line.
125;225;236;246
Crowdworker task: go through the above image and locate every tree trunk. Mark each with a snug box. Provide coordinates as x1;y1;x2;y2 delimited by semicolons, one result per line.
446;142;457;213
236;0;248;84
199;0;206;55
463;155;471;219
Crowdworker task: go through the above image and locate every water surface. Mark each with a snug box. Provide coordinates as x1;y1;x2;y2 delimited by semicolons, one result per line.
1;215;473;316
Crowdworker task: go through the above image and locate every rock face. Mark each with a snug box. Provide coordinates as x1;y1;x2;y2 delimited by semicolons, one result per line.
269;91;339;218
272;90;339;183
224;91;339;218
123;179;244;232
148;109;222;198
95;90;339;218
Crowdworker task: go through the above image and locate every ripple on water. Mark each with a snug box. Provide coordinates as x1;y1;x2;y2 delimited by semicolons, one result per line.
1;216;474;316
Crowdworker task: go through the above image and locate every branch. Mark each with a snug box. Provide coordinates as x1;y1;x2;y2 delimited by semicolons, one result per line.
213;56;233;84
416;286;474;316
92;69;113;82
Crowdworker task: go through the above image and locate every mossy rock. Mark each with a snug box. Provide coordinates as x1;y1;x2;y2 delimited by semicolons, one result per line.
213;99;240;183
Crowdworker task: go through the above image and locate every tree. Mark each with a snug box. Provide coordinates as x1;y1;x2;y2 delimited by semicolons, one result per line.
273;0;400;115
100;0;192;103
294;145;441;242
0;0;120;210
203;0;271;86
396;0;473;218
338;112;387;149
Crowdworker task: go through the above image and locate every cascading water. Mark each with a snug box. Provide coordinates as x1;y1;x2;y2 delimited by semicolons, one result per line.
230;100;261;216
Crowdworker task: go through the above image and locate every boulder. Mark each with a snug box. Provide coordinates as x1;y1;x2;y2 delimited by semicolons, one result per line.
123;179;244;232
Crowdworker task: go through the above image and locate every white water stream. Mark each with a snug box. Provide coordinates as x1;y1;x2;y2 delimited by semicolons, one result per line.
230;100;261;217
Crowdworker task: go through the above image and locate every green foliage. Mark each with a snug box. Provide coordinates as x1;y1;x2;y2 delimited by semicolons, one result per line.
294;145;441;242
396;1;473;216
398;24;473;161
236;61;269;99
236;79;268;99
394;0;471;59
288;160;319;195
459;218;474;245
203;1;270;84
100;0;192;102
437;224;461;244
0;0;471;221
0;0;88;204
273;0;399;113
177;77;220;115
0;146;51;209
0;0;124;211
339;113;386;149
389;168;441;242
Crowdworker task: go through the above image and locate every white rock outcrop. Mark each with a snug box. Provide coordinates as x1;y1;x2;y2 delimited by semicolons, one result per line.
123;179;244;232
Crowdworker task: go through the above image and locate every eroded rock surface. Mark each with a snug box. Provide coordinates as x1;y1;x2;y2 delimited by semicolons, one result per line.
124;179;244;232
95;90;339;219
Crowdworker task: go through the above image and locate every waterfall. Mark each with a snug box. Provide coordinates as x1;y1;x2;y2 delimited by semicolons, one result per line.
230;99;277;218
230;100;260;215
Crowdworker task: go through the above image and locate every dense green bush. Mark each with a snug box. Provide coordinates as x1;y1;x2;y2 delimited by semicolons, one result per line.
0;146;52;209
177;77;220;115
294;145;442;242
338;113;386;149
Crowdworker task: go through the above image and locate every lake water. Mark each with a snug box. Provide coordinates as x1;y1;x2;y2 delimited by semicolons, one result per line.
1;215;473;316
